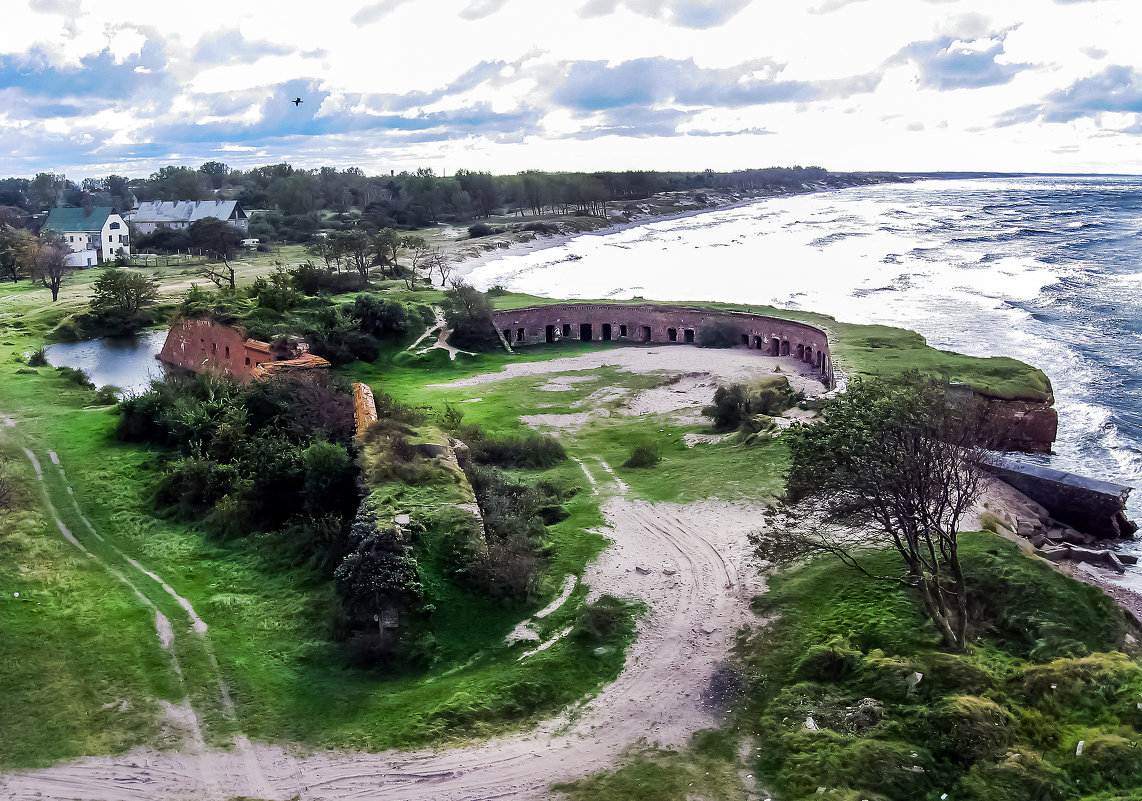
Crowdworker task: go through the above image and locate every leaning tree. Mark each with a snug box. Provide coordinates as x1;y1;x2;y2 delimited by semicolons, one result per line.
755;372;991;650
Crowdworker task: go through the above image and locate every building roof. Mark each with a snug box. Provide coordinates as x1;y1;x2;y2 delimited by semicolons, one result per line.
43;206;116;233
129;200;244;225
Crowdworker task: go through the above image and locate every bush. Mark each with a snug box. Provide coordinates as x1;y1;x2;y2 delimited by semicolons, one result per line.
93;385;121;404
457;424;566;469
703;377;797;431
26;347;47;367
622;444;660;469
573;595;635;644
468;222;506;238
56;366;93;388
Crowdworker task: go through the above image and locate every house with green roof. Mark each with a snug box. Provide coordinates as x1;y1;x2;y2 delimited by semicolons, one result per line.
42;206;131;268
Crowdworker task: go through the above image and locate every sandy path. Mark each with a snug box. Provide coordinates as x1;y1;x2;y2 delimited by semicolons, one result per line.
2;463;765;800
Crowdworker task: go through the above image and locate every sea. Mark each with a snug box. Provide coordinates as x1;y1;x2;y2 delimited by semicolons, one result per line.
463;175;1142;531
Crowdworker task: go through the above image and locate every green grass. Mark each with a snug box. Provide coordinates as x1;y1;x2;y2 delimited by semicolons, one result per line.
553;738;747;801
737;532;1142;801
485;293;1054;403
0;275;636;767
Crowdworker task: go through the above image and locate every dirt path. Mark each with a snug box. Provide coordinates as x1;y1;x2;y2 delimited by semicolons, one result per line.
2;431;273;801
2;455;765;800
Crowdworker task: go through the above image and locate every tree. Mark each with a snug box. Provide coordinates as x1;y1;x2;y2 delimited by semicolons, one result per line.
22;236;70;301
30;172;69;209
755;373;990;650
367;227;401;278
399;235;429;289
0;225;34;282
334;504;422;658
86;266;159;333
151;166;212;201
189;218;243;289
426;247;453;287
441;282;498;350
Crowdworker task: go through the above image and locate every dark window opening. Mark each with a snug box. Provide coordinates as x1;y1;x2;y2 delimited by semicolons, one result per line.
640;325;652;342
770;338;780;356
580;323;592;341
562;323;572;337
754;336;762;349
740;334;749;345
602;323;612;341
619;324;627;337
781;340;790;356
668;327;678;342
545;325;555;343
244;357;251;366
503;329;511;343
797;344;805;360
684;329;695;343
211;343;217;354
516;327;525;342
225;346;230;358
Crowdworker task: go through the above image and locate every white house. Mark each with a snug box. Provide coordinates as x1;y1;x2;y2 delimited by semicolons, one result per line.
42;206;131;268
127;200;250;234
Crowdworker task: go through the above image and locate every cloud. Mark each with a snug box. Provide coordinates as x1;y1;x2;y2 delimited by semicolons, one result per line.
578;0;750;29
351;0;415;25
892;34;1029;90
192;30;318;65
546;57;879;112
0;42;168;100
1042;65;1142;122
460;0;511;20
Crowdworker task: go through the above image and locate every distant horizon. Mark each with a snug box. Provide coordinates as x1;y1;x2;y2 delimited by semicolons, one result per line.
5;165;1142;185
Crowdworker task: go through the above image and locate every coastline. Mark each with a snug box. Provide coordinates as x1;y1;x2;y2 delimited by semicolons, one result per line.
451;180;906;281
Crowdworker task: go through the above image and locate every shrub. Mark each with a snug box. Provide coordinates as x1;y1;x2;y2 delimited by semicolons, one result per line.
956;748;1068;801
573;595;635;644
622;443;660;469
26;347;47;367
794;638;864;682
703;377;797;431
93;385;121;405
457;424;566;469
56;366;93;388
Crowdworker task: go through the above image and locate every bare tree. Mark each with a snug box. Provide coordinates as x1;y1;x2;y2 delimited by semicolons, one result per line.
401;236;430;290
753;373;989;650
189;218;242;290
427;247;454;287
23;237;71;301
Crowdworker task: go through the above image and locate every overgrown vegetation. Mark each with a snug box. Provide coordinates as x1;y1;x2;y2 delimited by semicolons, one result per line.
118;372;358;568
703;376;800;433
738;533;1140;801
622;443;660;469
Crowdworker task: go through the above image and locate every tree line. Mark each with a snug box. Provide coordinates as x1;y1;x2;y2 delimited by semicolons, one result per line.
0;163;898;243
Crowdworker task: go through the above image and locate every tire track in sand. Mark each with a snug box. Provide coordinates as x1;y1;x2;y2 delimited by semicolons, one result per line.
3;459;765;800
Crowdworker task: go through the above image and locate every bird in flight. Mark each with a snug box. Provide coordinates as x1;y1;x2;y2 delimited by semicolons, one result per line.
292;97;303;106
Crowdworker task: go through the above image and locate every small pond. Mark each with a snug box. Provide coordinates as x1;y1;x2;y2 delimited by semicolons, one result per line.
44;330;168;396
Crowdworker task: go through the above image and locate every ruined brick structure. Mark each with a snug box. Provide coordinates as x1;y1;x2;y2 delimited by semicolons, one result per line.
491;302;835;387
157;318;330;382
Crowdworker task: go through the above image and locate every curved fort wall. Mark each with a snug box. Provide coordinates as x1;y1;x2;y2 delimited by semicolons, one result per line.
491;303;834;387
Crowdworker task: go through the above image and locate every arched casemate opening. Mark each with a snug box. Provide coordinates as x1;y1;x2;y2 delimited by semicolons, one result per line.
490;303;835;388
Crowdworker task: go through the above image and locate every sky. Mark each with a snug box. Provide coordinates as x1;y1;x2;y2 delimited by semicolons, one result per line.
4;0;1142;178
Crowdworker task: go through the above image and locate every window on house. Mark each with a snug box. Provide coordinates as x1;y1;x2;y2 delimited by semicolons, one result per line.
109;222;120;229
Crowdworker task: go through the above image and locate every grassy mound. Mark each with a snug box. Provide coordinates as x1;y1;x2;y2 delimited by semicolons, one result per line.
739;532;1140;801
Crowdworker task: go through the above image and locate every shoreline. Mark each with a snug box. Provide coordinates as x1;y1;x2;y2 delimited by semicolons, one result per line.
452;180;904;281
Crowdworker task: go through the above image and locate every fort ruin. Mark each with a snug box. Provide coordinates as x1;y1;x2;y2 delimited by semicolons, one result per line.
490;303;835;387
156;318;330;382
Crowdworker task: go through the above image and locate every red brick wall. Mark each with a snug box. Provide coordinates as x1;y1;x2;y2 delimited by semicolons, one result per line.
157;318;271;382
491;303;834;386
